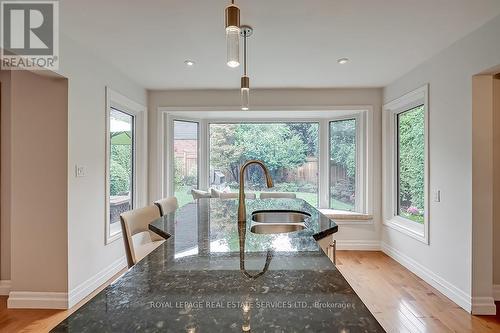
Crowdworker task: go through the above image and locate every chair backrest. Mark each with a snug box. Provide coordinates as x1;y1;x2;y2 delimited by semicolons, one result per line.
154;197;178;216
191;189;212;199
259;192;297;199
219;192;256;200
210;188;223;198
120;205;161;267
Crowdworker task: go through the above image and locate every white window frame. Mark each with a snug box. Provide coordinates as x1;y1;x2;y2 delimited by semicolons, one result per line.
164;116;203;198
328;113;368;213
158;107;373;217
383;85;429;244
105;87;147;244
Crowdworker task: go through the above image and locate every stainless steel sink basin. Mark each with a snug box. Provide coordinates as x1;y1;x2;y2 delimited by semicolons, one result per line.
250;223;305;234
251;210;310;223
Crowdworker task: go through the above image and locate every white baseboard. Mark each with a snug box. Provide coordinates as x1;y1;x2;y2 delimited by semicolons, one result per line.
8;291;68;309
381;242;472;312
472;297;497;315
0;280;11;295
68;256;126;308
493;285;500;301
336;239;380;251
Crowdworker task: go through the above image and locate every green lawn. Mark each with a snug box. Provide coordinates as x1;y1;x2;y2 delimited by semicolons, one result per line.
399;211;424;224
175;186;354;211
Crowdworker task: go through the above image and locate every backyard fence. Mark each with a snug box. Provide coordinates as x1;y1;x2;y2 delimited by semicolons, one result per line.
295;157;318;183
175;151;198;177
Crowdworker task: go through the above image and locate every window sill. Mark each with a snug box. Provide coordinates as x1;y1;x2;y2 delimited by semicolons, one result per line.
106;224;122;245
383;216;428;244
319;209;373;224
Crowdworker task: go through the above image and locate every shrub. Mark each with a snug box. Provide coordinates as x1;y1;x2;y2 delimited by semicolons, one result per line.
331;178;355;205
110;159;130;196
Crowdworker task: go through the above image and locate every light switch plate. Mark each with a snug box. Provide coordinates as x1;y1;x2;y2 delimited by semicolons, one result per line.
75;165;86;177
433;190;441;202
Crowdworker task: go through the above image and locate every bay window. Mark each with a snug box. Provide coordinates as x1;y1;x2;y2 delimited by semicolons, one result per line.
163;109;372;218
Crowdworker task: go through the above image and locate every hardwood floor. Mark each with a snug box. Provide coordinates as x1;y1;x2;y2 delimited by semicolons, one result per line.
335;251;500;333
0;252;498;332
0;269;127;333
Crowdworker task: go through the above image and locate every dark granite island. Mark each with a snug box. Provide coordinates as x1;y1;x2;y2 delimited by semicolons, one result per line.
52;198;385;332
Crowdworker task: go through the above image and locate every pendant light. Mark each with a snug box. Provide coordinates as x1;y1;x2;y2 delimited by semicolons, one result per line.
225;1;240;68
240;26;252;110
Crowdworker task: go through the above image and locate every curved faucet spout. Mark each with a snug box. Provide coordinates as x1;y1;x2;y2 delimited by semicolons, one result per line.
238;160;273;222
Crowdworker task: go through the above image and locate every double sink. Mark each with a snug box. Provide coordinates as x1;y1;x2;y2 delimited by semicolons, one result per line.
250;210;310;234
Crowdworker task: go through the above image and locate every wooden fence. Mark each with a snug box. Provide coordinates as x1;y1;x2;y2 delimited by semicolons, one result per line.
175;151;198;177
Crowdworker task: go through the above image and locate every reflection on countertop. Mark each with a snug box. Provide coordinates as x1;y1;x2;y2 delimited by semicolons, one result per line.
51;198;385;333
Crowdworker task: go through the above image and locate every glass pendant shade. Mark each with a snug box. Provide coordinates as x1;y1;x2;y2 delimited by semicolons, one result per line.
241;76;250;110
226;26;240;68
241;88;249;110
225;4;240;68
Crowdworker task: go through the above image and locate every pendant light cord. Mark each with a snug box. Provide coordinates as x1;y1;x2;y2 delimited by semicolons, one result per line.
243;34;247;76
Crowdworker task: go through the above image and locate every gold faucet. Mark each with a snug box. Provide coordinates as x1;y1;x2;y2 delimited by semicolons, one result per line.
238;160;273;221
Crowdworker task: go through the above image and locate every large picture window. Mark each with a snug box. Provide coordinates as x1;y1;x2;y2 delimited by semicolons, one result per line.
383;85;429;243
209;122;319;207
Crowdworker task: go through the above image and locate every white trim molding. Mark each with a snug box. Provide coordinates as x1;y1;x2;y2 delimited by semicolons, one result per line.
8;291;68;309
0;280;11;295
382;84;430;244
68;256;127;308
105;87;148;245
493;284;500;301
335;240;380;251
471;297;497;315
381;242;472;312
159;106;374;216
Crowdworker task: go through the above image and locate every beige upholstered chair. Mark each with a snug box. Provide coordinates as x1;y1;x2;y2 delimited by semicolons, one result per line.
259;192;297;199
191;189;212;199
219;192;256;200
154;196;178;216
120;206;165;268
210;188;223;198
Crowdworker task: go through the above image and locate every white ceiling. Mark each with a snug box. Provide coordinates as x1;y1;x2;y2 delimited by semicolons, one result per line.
60;0;500;90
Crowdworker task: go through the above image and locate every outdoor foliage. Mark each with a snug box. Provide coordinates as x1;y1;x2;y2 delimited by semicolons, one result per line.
329;119;356;210
398;106;425;222
110;144;132;196
210;123;314;185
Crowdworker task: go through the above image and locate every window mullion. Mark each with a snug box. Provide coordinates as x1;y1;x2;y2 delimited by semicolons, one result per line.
319;119;329;208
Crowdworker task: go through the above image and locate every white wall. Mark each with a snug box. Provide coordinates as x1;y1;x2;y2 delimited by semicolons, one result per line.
148;88;383;248
57;35;146;305
383;14;500;312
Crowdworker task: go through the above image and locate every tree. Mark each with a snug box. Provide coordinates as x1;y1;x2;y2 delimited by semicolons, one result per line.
110;144;132;196
287;123;319;156
235;124;308;182
398;106;425;210
210;124;245;180
329;119;356;178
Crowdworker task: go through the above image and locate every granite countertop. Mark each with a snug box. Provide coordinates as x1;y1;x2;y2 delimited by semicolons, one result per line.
52;198;385;332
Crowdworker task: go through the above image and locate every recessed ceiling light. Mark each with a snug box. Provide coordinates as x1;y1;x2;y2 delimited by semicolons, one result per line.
184;60;195;67
337;58;349;65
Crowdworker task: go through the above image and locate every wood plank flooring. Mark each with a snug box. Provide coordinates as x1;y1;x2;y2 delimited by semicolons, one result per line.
335;251;500;333
0;252;498;332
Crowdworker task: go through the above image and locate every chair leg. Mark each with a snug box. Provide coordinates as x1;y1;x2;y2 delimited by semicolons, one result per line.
328;239;336;265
